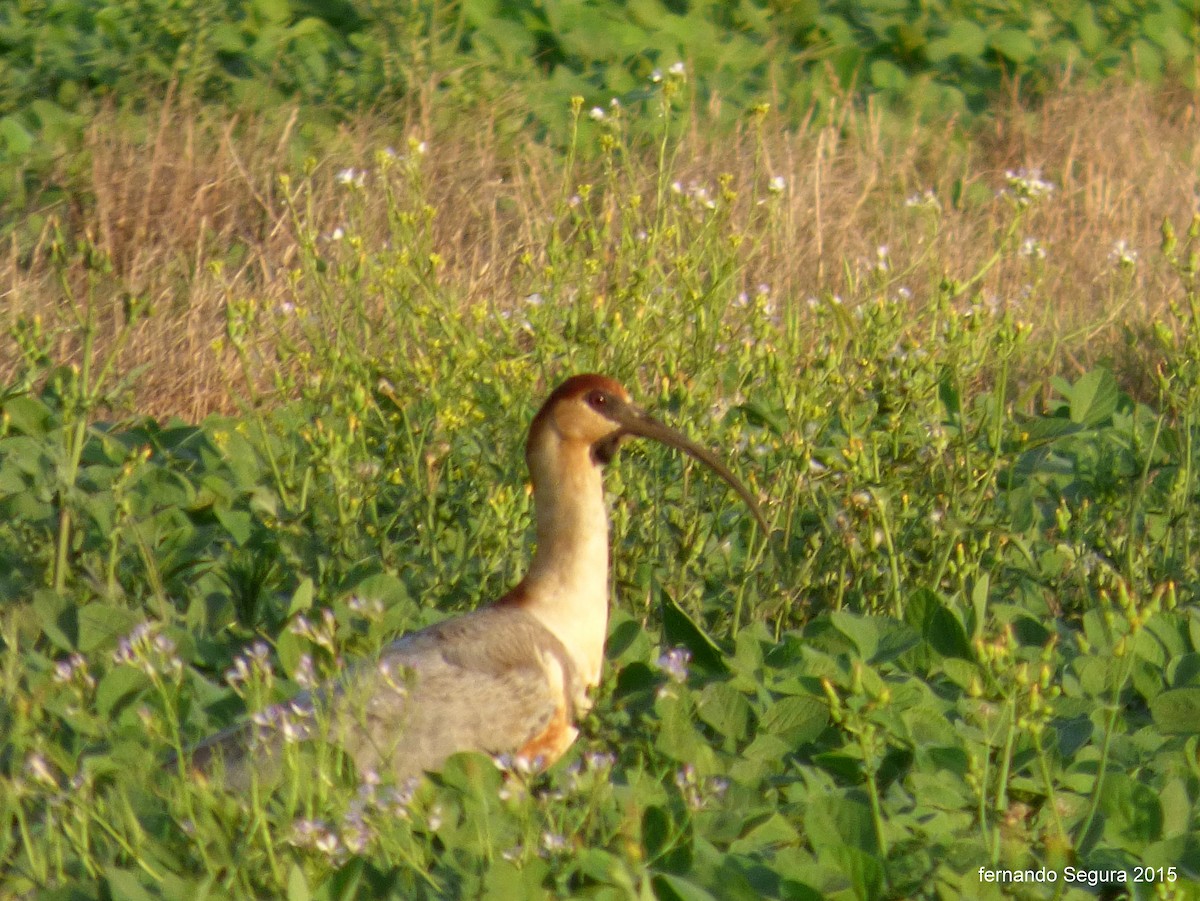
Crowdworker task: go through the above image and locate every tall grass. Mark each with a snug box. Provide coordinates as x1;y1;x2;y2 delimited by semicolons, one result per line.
3;78;1199;419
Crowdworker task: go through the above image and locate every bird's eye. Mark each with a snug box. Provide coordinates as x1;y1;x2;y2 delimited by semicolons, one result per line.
586;390;608;409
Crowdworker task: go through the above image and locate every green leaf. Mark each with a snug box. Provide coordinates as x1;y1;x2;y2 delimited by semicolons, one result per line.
662;591;727;674
33;589;74;652
907;590;972;660
1;395;56;436
830;610;878;660
96;666;148;718
733;401;787;436
1071;6;1105;55
287;862;311;901
653;873;718;901
0;115;34;156
1067;368;1119;426
215;507;253;546
288;577;315;616
697;681;751;741
1143;11;1191;62
988;27;1036;64
643;805;671;860
925;20;986;62
804;791;878;854
1150;688;1200;734
104;868;157;901
1101;773;1163;848
759;695;828;742
77;603;140;653
868;59;907;92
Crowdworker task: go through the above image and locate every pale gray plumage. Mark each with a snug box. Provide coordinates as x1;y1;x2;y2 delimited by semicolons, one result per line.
190;606;577;787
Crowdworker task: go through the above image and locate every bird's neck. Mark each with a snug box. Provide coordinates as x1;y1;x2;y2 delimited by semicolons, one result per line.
512;437;611;690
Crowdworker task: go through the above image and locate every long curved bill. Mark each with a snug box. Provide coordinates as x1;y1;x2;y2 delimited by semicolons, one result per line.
606;399;769;534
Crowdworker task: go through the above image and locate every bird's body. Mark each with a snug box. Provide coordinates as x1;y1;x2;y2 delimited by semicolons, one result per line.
191;375;766;786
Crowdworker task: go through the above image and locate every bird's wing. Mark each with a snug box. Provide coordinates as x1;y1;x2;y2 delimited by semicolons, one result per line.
188;605;580;786
338;605;580;779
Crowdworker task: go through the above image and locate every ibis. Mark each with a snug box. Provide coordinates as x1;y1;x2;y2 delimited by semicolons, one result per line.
191;374;767;786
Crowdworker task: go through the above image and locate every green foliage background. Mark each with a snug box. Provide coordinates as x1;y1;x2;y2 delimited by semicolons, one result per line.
2;0;1199;208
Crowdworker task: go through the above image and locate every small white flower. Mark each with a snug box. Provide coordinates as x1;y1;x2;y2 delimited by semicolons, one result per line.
1002;168;1055;205
1019;237;1046;259
335;167;365;188
767;175;786;194
26;753;57;789
905;189;939;209
1109;239;1138;267
650;69;663;83
541;832;569;854
295;654;317;690
588;107;606;121
426;805;443;832
668;61;686;76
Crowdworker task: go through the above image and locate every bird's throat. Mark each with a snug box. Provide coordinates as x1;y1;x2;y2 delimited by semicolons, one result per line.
515;439;611;691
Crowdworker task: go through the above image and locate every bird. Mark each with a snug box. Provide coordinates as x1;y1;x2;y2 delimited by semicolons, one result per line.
188;373;767;788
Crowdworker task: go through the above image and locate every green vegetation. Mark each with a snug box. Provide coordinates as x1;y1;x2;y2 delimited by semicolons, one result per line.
3;0;1199;211
3;78;1200;895
3;0;1200;897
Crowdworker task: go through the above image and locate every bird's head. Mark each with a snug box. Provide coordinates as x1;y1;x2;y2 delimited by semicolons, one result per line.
528;374;768;532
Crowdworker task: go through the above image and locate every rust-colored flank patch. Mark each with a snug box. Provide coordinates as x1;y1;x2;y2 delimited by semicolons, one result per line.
516;701;575;767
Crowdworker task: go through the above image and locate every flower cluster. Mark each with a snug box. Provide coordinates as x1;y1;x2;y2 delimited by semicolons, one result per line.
250;699;315;745
224;640;273;690
52;652;95;692
289;608;339;653
111;622;182;681
1002;168;1055;206
675;763;730;812
656;646;692;683
1109;239;1138;268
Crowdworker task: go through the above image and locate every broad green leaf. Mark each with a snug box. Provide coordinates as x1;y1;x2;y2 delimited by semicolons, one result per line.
287;862;311;901
0;116;34;155
96;666;148;718
288;577;315;616
215;507;253;546
1150;688;1200;734
1100;773;1163;848
804;791;877;854
77;603;140;653
988;27;1036;64
697;681;751;741
653;873;718;901
2;395;56;436
869;59;907;92
1068;368;1120;426
104;868;157;901
662;591;727;674
760;695;828;742
925;20;986;62
830;610;877;660
1071;5;1105;55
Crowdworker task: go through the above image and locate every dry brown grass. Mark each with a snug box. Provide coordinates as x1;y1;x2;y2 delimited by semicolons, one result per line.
3;78;1197;420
